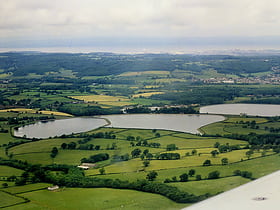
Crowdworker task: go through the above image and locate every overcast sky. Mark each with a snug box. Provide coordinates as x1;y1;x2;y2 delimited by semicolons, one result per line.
1;0;280;51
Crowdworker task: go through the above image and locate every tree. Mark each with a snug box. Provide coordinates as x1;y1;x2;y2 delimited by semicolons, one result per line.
143;160;150;167
233;170;241;176
214;142;220;148
99;167;105;175
208;171;220;179
221;158;229;165
191;149;197;156
203;159;211;166
166;144;177;151
140;154;145;160
61;143;67;149
155;133;161;138
146;171;158;181
2;183;8;188
146;153;153;160
143;149;149;156
188;169;196;177
241;171;252;179
210;150;219;157
171;176;177;182
246;150;254;159
50;147;58;158
195;174;202;181
179;173;188;182
131;148;142;158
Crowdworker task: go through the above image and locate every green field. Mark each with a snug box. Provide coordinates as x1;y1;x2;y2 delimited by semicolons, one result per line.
5;188;188;210
169;176;249;195
0;165;23;177
0;191;26;208
1;112;280;209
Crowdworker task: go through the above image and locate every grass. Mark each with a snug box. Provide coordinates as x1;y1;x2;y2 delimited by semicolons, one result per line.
0;191;26;208
0;108;72;117
70;95;129;102
169;176;249;195
3;183;50;194
0;132;19;145
150;135;247;149
119;71;170;77
133;92;165;98
115;129;175;140
0;165;23;177
200;115;276;136
223;116;268;124
11;187;188;210
69;94;135;106
92;154;280;183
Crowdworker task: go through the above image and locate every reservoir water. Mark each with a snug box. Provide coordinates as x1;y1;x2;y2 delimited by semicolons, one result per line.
200;104;280;117
103;114;225;133
14;117;108;139
14;114;225;139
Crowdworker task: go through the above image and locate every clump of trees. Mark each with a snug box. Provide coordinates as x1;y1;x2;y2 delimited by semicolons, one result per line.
81;153;109;163
203;159;211;166
208;171;220;179
166;144;178;151
50;147;58;158
233;170;253;179
61;141;101;151
156;153;180;160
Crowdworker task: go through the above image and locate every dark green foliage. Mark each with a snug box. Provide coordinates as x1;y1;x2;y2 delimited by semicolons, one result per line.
157;153;180;160
196;175;202;181
233;170;253;179
81;153;109;163
131;148;142;158
2;183;8;188
208;171;220;179
146;171;158;181
221;158;229;165
99;167;105;175
50;147;58;158
166;144;177;151
210;150;219;157
179;173;189;182
188;169;196;177
203;159;211;166
143;160;150;167
154;107;199;114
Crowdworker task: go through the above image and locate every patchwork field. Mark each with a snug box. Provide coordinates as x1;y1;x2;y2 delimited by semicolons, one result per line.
5;187;187;210
133;92;165;98
1;114;280;209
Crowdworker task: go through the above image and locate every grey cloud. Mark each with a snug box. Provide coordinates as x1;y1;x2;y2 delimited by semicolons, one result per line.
0;0;280;42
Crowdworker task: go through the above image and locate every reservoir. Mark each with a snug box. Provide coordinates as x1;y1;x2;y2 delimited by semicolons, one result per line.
14;117;108;139
14;114;225;139
103;114;225;133
200;104;280;117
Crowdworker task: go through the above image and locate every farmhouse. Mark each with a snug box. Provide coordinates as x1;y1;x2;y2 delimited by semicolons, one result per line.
77;165;89;170
77;163;96;169
47;185;59;191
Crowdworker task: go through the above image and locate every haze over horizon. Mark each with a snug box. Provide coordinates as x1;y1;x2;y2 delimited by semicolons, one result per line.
1;0;280;53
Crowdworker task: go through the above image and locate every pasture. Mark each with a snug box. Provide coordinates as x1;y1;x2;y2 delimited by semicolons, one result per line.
132;92;165;98
8;187;187;210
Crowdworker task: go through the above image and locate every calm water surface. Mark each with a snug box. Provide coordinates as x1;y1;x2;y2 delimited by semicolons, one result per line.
200;104;280;116
103;114;225;133
14;114;225;139
14;117;107;139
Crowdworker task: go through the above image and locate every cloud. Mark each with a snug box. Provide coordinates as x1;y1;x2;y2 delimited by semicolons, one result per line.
0;0;280;43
